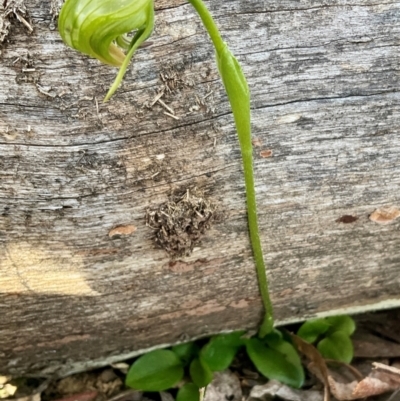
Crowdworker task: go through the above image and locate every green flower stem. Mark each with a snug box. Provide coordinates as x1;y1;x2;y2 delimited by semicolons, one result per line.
187;0;274;337
186;0;224;53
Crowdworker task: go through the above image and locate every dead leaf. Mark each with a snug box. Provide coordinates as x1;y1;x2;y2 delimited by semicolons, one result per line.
248;380;323;401
327;378;358;401
160;392;174;401
291;333;330;401
0;383;17;398
369;206;400;225
328;362;400;400
0;376;11;386
204;371;242;401
110;362;130;375
106;389;143;401
351;377;393;399
372;363;400;385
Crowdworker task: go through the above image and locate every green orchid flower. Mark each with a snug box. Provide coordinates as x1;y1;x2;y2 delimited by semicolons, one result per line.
59;0;154;101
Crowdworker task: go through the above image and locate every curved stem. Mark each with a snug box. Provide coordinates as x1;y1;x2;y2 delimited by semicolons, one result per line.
104;0;154;102
186;0;224;53
187;0;274;337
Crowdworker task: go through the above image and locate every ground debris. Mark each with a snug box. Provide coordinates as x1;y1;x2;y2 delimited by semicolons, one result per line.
43;370;122;401
160;65;190;93
352;329;400;358
0;7;10;43
248;380;323;401
326;362;400;400
146;187;219;257
0;0;32;43
50;0;64;20
204;370;242;401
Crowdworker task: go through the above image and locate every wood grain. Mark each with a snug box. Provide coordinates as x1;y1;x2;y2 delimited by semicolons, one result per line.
1;0;400;376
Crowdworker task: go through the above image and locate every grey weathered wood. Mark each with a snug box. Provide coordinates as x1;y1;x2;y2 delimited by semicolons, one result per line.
1;0;400;377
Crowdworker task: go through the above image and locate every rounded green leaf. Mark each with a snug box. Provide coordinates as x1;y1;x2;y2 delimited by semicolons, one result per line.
317;331;354;363
176;383;200;401
325;316;356;336
246;338;304;388
201;343;236;372
200;332;244;371
172;342;199;365
297;319;331;343
125;350;184;391
267;337;303;373
190;358;213;388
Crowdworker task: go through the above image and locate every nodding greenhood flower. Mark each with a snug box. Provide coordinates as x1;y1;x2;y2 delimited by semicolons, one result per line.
59;0;154;101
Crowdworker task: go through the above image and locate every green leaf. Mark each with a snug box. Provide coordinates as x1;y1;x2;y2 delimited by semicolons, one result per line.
172;342;199;365
213;331;246;347
263;329;283;347
246;338;304;388
317;331;354;363
190;358;213;388
200;342;236;372
176;383;200;401
266;337;303;374
297;319;331;343
200;332;244;371
325;316;356;336
125;350;184;391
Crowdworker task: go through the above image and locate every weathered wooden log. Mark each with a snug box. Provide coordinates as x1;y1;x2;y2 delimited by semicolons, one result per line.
1;0;400;377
